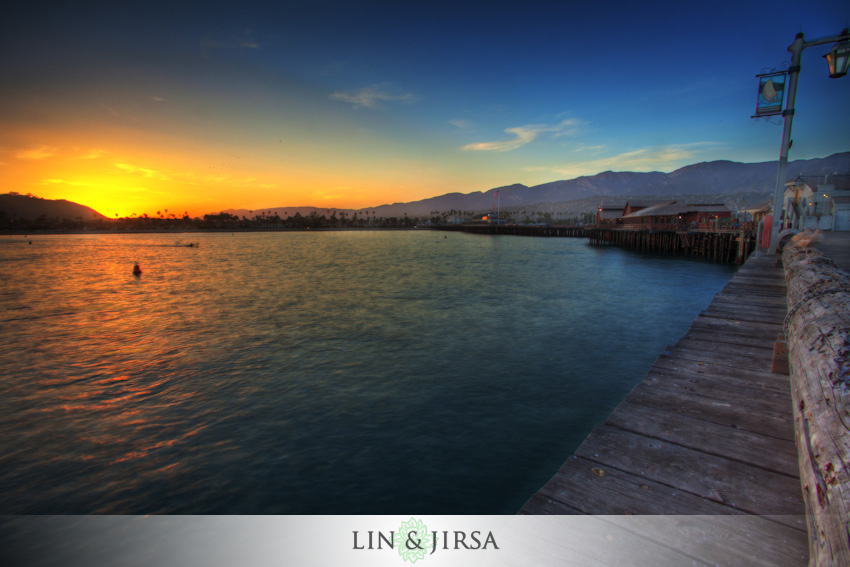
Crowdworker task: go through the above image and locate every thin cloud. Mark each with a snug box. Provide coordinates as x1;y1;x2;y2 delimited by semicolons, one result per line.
462;119;582;152
568;144;607;154
16;145;57;160
462;126;539;152
42;178;86;186
449;119;475;131
114;162;171;181
330;84;418;109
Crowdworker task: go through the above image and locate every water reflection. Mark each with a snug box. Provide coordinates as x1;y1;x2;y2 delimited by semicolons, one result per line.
0;232;736;513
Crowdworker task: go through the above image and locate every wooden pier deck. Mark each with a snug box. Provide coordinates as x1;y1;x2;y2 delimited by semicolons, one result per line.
521;252;808;564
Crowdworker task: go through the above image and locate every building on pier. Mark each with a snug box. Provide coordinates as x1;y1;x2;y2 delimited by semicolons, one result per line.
595;205;623;226
595;201;733;230
740;200;772;227
782;174;850;231
619;201;732;231
463;212;506;226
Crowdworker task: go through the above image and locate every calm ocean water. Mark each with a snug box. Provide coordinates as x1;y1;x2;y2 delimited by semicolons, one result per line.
0;231;736;514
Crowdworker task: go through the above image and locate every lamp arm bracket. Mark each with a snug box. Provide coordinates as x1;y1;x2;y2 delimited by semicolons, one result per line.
801;32;850;50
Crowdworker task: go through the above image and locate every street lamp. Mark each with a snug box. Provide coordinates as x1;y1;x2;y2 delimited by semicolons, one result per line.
824;33;850;78
766;28;850;254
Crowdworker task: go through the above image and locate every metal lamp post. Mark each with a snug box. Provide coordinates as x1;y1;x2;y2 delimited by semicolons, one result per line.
767;28;850;254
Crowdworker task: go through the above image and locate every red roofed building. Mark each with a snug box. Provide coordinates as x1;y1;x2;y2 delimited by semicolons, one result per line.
619;201;732;230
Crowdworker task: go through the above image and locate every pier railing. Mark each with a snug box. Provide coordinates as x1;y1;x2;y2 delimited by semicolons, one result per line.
448;224;588;237
782;240;850;567
613;221;747;232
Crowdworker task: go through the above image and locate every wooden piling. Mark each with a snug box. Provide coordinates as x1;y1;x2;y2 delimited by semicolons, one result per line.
439;225;756;264
586;228;757;264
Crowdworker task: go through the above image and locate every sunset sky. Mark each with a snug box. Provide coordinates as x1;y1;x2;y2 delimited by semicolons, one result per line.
2;0;849;217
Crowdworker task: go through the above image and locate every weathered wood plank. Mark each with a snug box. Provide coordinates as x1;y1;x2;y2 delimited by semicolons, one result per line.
643;360;790;400
693;314;784;333
644;375;788;410
722;280;787;292
624;383;795;441
732;270;785;280
687;316;784;338
699;306;788;325
706;294;787;306
649;358;791;392
703;300;789;317
672;337;776;360
663;344;775;371
572;425;804;516
707;294;787;306
663;340;772;366
539;454;743;515
690;312;785;326
719;283;787;298
642;368;793;413
712;292;788;307
683;328;780;350
722;276;786;286
606;401;800;478
640;379;791;419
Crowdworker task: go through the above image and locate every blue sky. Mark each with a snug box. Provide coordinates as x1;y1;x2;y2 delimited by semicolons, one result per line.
1;0;848;215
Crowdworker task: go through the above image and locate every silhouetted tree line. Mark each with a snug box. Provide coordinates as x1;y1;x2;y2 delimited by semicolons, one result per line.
1;207;596;232
0;209;423;231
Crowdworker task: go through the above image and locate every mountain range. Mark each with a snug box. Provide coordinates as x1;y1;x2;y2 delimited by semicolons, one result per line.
2;152;848;222
223;152;850;219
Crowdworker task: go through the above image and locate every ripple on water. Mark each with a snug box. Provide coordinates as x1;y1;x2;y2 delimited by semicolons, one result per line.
0;231;736;513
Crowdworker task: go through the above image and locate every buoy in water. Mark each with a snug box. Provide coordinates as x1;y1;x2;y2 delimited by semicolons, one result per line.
133;262;142;276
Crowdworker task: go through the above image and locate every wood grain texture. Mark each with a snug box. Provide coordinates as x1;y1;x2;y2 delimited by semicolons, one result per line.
783;241;850;567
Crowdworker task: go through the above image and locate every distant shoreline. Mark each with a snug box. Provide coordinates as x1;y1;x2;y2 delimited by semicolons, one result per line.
1;227;425;236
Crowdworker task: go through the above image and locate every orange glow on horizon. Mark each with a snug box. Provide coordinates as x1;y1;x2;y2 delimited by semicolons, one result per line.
0;118;464;217
0;81;519;218
2;140;441;218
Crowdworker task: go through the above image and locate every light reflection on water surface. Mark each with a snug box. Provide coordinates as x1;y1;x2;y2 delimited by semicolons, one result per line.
0;231;736;513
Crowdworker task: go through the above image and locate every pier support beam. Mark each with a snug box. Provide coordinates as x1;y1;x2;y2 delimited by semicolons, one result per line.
782;241;850;567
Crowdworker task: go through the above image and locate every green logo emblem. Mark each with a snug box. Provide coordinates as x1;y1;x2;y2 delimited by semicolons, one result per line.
394;517;433;563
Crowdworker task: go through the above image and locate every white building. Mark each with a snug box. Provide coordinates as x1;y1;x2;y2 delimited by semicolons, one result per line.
783;175;850;231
